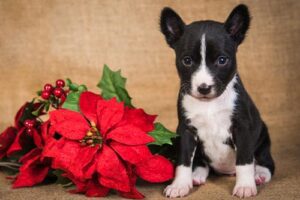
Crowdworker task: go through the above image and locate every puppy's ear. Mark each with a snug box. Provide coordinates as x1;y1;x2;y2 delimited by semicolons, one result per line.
160;7;185;48
224;4;250;45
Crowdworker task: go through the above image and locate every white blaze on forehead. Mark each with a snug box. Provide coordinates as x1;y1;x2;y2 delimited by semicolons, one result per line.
200;33;207;67
191;34;214;93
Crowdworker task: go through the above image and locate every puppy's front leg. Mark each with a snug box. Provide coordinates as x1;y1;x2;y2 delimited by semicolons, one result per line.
164;126;197;198
234;163;256;198
233;127;257;198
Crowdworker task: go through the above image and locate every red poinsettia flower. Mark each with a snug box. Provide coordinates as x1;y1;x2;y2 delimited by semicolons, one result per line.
0;102;43;158
43;91;173;198
13;121;52;188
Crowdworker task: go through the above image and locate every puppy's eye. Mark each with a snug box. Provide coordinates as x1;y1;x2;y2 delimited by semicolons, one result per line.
217;56;229;66
182;56;193;67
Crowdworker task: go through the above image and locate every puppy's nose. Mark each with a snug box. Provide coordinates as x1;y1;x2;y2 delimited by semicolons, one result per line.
197;83;212;95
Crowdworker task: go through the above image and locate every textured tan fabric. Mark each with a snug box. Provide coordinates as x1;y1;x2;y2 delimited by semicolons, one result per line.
0;0;300;199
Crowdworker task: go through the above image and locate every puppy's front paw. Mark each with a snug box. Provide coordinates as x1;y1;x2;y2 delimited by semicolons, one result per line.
232;184;257;198
164;180;192;198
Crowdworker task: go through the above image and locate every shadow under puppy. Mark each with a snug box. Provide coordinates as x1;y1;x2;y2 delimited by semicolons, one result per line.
160;4;275;198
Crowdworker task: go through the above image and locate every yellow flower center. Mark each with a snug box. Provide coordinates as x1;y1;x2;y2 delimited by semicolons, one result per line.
79;121;102;147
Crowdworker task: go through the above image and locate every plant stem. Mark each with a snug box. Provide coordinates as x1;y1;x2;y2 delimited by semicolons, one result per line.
0;162;21;167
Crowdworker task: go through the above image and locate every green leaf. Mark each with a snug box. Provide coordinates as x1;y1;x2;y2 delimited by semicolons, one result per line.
44;101;50;112
147;124;179;163
66;78;72;86
66;78;79;92
63;79;88;112
36;90;42;96
19;102;38;123
78;85;87;92
31;103;45;116
97;64;132;107
52;170;73;187
0;158;21;174
148;123;178;146
62;91;82;112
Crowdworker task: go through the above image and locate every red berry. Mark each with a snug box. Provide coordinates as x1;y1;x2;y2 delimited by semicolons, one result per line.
56;79;65;88
41;90;51;99
53;87;64;98
26;128;34;136
44;83;53;92
24;119;35;128
24;120;31;128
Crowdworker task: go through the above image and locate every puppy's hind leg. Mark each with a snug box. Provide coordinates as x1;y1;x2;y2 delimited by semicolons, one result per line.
254;123;275;185
192;143;209;186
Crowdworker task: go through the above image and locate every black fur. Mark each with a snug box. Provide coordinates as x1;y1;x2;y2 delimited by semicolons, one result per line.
160;4;275;179
160;7;185;48
224;4;251;45
232;76;274;174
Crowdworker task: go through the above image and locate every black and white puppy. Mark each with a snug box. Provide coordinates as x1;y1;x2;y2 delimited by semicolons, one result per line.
160;4;275;198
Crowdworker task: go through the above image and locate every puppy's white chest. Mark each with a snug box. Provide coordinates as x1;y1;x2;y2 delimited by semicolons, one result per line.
182;79;238;174
196;107;236;174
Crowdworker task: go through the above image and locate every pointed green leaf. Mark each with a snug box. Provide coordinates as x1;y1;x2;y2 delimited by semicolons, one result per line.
66;78;79;92
62;91;82;112
78;85;87;92
148;123;178;146
66;78;72;86
45;101;50;112
19;102;38;123
31;103;45;116
36;90;42;96
97;64;132;107
62;79;88;112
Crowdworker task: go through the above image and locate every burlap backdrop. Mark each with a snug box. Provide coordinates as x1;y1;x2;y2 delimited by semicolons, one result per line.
0;0;299;199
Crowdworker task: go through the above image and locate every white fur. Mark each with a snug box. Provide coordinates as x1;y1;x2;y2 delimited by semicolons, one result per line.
233;163;257;198
235;163;256;186
191;34;214;95
192;166;209;185
183;75;238;174
255;165;271;183
200;34;207;67
164;147;196;198
164;165;193;198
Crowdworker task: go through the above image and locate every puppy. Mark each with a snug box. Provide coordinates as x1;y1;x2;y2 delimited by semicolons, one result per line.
160;4;275;198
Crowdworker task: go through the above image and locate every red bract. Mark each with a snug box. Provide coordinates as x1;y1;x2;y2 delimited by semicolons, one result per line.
43;91;174;198
13;121;52;188
13;148;50;188
6;127;42;157
14;103;28;129
0;127;17;159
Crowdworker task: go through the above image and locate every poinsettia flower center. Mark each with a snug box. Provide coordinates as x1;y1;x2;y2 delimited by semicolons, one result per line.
79;121;102;147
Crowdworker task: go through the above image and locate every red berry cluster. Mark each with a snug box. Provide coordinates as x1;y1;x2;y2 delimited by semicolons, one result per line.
41;79;66;100
24;119;36;136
